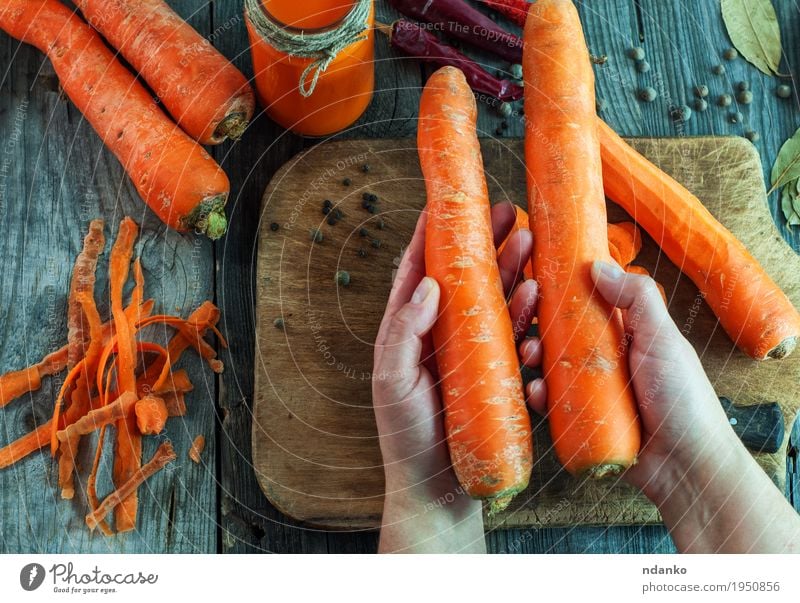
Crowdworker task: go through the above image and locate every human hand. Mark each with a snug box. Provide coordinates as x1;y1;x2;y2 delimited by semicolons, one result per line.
373;201;538;553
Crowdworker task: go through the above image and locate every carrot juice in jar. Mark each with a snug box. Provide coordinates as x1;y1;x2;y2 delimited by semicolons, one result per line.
245;0;375;136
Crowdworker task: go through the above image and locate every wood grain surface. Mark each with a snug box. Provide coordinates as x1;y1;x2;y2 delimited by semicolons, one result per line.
253;136;800;529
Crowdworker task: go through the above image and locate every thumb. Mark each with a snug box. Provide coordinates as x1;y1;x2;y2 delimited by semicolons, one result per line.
373;277;440;397
590;260;676;342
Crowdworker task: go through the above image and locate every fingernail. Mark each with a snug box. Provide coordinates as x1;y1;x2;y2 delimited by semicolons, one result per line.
593;260;624;280
411;277;434;304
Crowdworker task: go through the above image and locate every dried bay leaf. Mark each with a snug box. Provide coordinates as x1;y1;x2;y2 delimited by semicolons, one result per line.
721;0;782;76
770;126;800;193
781;186;800;226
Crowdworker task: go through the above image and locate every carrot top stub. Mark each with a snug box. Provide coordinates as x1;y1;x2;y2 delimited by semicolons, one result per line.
420;66;533;512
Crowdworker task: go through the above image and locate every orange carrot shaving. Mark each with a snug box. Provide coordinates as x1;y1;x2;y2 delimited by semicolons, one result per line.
67;220;105;370
57;392;138;444
152;369;194;395
124;259;145;324
135;396;168;435
607;222;643;267
189;435;205;463
50;360;85;455
0;421;52;470
109;218;141;533
86;441;176;532
87;425;112;536
163;392;187;417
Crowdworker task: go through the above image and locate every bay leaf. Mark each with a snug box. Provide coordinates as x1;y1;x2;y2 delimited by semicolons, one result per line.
721;0;782;76
770;125;800;193
781;186;800;225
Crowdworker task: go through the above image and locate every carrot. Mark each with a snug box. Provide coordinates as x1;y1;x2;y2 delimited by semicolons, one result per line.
135;396;169;435
598;119;800;360
189;435;205;463
87;424;113;536
607;222;642;267
57;392;139;444
420;66;533;512
524;0;640;477
75;0;254;145
0;0;231;239
86;441;176;531
109;218;141;533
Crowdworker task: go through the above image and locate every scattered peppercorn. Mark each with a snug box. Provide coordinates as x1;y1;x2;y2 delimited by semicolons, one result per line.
322;206;331;215
628;47;645;61
323;199;333;208
334;208;344;219
357;247;368;258
735;81;749;92
361;164;370;173
335;270;351;287
359;228;369;238
327;215;338;226
776;84;792;99
361;192;371;201
269;222;280;232
693;98;708;112
500;120;509;130
342;178;351;186
638;87;657;102
370;238;382;249
729;111;743;124
722;47;738;60
672;105;692;122
310;228;323;243
694;85;709;98
717;94;732;107
745;130;760;142
367;204;378;214
635;60;650;73
273;318;284;330
367;193;378;203
495;126;504;136
736;90;753;105
712;64;725;75
361;199;371;210
510;63;523;80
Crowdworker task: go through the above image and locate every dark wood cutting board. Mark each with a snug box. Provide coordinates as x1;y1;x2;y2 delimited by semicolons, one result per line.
252;137;800;529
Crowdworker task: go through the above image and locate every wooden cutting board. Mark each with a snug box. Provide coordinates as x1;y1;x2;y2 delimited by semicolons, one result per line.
252;137;800;529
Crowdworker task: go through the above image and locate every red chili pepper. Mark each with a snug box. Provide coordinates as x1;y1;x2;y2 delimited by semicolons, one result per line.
478;0;530;28
382;20;523;102
388;0;522;63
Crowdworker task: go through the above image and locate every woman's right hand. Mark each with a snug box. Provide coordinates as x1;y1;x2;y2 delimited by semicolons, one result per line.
526;261;800;553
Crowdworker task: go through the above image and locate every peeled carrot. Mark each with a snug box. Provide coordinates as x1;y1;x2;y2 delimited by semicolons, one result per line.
599;119;800;359
75;0;254;145
524;0;640;477
420;66;533;512
0;422;52;470
134;396;168;435
0;1;231;239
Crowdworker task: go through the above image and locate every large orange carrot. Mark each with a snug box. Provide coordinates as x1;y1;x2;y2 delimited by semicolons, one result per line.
420;66;533;512
524;0;640;477
599;119;800;360
0;0;231;239
76;0;254;145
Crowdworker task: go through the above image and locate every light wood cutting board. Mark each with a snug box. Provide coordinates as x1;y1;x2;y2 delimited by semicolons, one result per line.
252;137;800;529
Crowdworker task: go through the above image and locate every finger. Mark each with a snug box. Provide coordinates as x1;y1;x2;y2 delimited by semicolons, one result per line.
498;229;534;296
377;212;428;347
491;201;518;248
509;279;538;341
590;261;677;342
526;378;547;416
374;277;440;397
519;336;543;367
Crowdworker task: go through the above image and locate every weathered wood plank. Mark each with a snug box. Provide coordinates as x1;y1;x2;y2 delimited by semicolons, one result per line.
0;0;217;553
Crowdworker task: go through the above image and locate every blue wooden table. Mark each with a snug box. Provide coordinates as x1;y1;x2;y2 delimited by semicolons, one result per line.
0;0;798;553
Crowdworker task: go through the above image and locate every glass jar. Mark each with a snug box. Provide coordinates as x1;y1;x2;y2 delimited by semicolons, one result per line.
245;0;375;137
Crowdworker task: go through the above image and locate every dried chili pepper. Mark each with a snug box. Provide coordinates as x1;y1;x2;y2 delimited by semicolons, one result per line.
388;0;522;63
478;0;529;28
379;20;523;102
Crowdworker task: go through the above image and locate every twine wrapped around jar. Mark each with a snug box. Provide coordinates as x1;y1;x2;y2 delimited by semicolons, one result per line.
244;0;371;97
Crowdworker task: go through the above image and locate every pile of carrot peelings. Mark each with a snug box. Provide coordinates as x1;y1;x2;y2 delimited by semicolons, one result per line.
0;218;225;534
